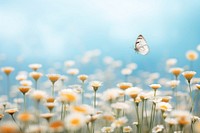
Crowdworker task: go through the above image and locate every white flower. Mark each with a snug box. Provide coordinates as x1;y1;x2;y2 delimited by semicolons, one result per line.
101;127;114;133
1;66;14;75
90;81;102;91
46;74;60;84
101;88;119;101
169;67;184;77
152;125;164;133
78;74;88;82
67;68;79;76
186;50;198;61
156;102;172;112
149;84;161;91
59;89;78;103
28;63;42;71
126;63;137;70
121;68;132;76
170;110;192;125
167;80;180;89
126;87;142;99
111;102;129;110
20;80;32;86
165;117;178;125
117;82;132;90
111;117;128;128
123;126;132;132
64;60;75;67
182;71;196;82
166;58;177;67
65;113;86;131
31;90;47;102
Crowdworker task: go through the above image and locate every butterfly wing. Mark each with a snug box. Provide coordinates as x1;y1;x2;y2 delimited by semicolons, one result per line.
134;35;149;55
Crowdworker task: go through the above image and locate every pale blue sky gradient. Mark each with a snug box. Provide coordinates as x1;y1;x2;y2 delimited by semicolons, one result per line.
0;0;200;71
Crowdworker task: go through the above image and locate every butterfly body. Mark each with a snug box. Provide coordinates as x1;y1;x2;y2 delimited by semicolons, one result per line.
134;35;149;55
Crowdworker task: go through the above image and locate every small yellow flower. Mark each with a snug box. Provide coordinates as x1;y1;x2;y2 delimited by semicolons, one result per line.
167;80;180;89
161;96;172;103
65;113;86;131
126;87;142;99
0;122;20;133
169;67;183;78
46;97;55;103
20;80;32;86
29;72;43;81
17;112;34;122
111;117;128;128
5;108;18;115
40;113;54;122
31;90;47;102
46;74;60;84
59;89;78;103
123;126;132;133
102;113;115;122
49;120;64;132
117;82;132;90
182;71;196;83
78;74;88;83
71;105;92;115
186;50;198;61
45;103;55;112
1;67;14;76
67;68;79;76
101;127;114;133
28;63;42;71
149;84;161;91
18;86;31;95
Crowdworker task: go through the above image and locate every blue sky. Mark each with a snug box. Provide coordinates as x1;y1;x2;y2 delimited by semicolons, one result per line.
0;0;200;71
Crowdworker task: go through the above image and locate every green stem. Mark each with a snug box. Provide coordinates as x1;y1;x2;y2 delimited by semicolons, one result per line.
23;94;26;111
116;109;120;119
61;103;64;120
94;91;97;108
161;111;166;128
91;121;95;133
123;95;126;116
52;83;55;97
134;102;140;133
191;90;199;113
191;121;194;133
144;100;149;127
63;103;67;119
35;80;38;90
87;123;91;133
154;90;156;97
152;103;156;128
169;125;173;133
180;125;184;133
7;75;10;101
82;82;84;104
141;100;144;133
11;115;23;132
188;82;193;112
150;103;156;132
149;103;154;130
35;101;40;125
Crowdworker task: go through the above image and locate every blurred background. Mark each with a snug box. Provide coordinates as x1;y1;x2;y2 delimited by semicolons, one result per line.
0;0;200;95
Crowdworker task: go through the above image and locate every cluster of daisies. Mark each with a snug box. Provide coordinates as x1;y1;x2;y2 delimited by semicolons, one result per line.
0;49;200;133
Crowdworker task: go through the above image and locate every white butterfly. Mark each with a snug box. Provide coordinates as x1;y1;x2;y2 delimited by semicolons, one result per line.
134;34;149;55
